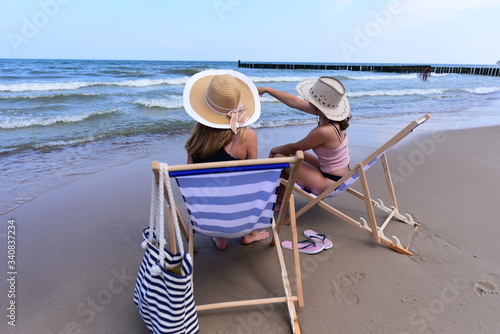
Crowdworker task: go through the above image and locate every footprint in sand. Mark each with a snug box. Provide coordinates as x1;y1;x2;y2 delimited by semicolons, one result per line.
474;281;498;296
332;271;365;305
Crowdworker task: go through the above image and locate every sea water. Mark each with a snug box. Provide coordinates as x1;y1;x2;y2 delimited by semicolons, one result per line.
1;58;499;214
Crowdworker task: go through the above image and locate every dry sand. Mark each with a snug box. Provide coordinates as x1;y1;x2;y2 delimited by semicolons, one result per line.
2;117;500;334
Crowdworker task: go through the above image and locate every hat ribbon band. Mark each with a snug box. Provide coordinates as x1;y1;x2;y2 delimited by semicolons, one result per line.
227;105;248;134
205;93;248;133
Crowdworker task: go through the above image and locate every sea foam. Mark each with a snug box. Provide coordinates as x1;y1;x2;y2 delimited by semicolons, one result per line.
250;76;312;83
464;87;500;94
134;98;183;109
0;109;119;129
0;92;100;100
33;136;101;149
0;78;189;92
346;73;418;80
348;88;446;98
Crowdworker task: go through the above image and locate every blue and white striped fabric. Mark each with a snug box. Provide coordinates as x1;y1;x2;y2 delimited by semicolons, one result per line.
134;228;199;334
329;155;379;197
174;168;283;239
297;154;380;198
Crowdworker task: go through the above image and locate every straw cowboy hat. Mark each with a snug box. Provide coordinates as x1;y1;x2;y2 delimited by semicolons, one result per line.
296;76;350;121
183;70;261;133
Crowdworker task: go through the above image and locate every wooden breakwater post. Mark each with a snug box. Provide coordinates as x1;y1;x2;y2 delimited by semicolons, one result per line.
237;61;500;77
433;66;500;76
237;61;428;73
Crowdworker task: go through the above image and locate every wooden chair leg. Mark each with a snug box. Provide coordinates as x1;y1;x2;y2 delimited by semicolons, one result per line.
357;163;381;245
289;195;303;308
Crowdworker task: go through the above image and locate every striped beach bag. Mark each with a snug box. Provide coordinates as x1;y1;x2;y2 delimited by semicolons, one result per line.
134;163;199;334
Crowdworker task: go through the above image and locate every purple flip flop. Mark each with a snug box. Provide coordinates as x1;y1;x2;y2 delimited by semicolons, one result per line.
281;239;324;254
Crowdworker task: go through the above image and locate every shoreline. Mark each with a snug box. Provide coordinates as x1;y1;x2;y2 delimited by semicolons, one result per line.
2;67;499;216
2;120;500;333
3;95;500;216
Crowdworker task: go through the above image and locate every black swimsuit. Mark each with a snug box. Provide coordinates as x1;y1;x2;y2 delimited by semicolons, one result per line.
192;133;239;163
193;147;238;163
321;172;342;182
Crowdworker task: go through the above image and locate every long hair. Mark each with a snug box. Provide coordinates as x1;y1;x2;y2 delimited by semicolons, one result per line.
314;104;351;131
185;123;246;160
336;116;351;131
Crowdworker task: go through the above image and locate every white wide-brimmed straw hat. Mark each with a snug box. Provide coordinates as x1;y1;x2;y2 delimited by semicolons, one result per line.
183;70;261;133
296;76;350;121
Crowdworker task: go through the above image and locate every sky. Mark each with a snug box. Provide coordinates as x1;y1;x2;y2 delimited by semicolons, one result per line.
1;0;499;65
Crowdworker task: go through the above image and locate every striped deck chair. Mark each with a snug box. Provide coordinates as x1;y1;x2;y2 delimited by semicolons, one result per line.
285;115;430;255
152;151;304;334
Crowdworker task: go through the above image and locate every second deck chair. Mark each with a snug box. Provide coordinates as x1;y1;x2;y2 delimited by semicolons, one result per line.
152;151;304;334
285;115;430;255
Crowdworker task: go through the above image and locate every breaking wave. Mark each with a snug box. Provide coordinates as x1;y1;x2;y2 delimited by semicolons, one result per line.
33;136;102;149
0;78;189;92
134;98;183;109
0;109;119;129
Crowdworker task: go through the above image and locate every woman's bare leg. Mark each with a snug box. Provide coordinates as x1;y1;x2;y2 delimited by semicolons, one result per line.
295;162;337;195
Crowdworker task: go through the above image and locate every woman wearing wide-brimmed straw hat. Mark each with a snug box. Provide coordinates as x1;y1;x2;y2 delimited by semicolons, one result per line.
183;69;268;250
258;76;351;196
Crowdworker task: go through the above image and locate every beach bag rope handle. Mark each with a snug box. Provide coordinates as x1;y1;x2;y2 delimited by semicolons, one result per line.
144;162;186;275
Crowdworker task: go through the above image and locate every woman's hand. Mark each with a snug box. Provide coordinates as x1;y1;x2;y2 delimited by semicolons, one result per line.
268;147;277;158
257;87;267;96
269;145;292;158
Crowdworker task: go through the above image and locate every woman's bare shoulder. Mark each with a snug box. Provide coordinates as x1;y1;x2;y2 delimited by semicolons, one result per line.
243;128;257;139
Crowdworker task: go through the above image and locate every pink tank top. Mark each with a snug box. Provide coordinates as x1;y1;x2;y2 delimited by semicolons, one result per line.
312;123;350;173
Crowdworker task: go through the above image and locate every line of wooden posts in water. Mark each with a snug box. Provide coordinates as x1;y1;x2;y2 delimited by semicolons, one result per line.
237;61;500;77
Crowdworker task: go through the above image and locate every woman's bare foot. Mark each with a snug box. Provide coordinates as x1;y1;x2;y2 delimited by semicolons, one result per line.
211;237;227;250
241;230;270;245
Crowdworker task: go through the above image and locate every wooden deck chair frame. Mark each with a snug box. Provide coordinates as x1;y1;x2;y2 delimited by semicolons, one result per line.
284;115;430;256
152;151;304;334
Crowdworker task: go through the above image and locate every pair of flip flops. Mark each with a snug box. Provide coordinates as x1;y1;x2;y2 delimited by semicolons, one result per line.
281;229;333;254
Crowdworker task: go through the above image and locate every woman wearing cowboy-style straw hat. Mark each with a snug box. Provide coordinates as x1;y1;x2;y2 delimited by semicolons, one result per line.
258;76;351;196
184;69;268;250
